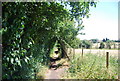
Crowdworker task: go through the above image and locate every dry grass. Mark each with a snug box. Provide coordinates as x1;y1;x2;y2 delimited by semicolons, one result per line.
74;49;118;58
36;66;48;79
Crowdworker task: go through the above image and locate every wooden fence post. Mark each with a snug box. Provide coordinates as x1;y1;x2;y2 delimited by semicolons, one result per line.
106;52;109;69
73;48;75;59
82;48;83;58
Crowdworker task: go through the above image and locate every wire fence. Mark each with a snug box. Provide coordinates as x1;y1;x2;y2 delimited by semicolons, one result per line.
74;49;118;58
66;48;118;69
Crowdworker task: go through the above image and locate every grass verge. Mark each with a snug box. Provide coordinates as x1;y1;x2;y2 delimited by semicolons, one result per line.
36;64;48;79
62;53;118;79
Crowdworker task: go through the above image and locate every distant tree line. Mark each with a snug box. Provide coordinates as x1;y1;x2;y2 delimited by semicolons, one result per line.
72;38;119;49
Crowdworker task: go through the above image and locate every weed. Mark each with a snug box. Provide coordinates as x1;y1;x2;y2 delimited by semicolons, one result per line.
62;53;118;79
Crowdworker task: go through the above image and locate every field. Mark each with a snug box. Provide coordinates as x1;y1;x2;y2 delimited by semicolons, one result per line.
75;49;118;58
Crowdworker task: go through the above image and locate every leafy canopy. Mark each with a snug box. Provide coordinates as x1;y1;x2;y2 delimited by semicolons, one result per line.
2;1;96;79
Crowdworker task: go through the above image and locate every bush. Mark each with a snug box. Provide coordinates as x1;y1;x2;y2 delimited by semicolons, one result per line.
79;40;92;49
99;42;105;49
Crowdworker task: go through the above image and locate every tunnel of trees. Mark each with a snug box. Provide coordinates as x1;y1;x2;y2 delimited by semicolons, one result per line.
2;2;96;79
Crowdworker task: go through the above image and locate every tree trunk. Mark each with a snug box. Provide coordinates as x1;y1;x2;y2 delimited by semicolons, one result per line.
58;40;70;60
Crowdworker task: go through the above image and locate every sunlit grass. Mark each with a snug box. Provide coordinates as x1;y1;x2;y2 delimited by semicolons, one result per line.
62;53;118;79
36;64;48;79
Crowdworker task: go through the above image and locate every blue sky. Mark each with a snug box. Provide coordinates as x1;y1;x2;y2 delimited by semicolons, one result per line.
77;0;118;40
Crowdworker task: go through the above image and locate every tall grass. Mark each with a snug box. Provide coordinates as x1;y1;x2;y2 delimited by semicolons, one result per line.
36;64;48;79
62;53;118;79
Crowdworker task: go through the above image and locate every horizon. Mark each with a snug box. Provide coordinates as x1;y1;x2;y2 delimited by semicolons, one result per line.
79;38;119;41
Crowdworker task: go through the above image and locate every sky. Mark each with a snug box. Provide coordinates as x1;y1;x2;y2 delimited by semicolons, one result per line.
77;0;118;40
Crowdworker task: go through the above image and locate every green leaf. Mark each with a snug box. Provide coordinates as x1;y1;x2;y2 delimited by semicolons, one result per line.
22;25;24;28
26;56;30;61
15;57;19;62
11;58;14;64
24;58;28;63
7;57;9;62
17;60;21;67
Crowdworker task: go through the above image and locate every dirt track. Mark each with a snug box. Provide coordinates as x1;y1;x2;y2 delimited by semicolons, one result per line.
45;66;68;79
75;49;118;58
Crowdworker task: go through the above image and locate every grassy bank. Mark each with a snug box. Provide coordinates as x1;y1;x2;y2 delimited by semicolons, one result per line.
36;65;48;79
62;53;118;79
